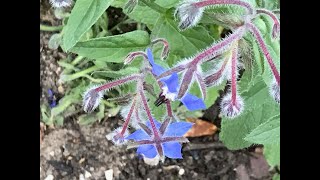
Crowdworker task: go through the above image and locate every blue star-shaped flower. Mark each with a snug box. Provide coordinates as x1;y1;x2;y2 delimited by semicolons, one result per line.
48;89;57;108
126;118;193;159
146;48;206;111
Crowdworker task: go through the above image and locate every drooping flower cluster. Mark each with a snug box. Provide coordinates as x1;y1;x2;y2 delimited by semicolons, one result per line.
82;40;202;161
164;0;280;118
82;0;280;162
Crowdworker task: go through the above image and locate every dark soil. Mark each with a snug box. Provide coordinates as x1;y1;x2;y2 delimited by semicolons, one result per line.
40;1;273;180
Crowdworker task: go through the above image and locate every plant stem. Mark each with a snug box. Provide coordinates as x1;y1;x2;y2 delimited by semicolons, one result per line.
231;43;238;105
140;0;166;14
120;97;137;135
246;23;280;85
139;87;160;138
194;0;254;14
71;56;84;65
63;66;100;82
40;24;63;32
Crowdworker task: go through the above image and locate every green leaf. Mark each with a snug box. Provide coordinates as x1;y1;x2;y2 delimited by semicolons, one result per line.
272;173;280;180
78;103;105;125
41;104;51;125
264;143;280;167
220;74;280;149
244;114;280;144
112;0;178;28
48;33;62;50
128;4;160;28
55;116;65;126
70;30;150;63
152;15;215;59
62;0;114;51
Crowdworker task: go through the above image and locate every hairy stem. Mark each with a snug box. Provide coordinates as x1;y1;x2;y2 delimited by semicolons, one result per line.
165;101;173;117
156;65;186;80
193;0;255;14
120;97;137;135
138;86;160;138
205;57;229;85
95;74;141;92
231;43;239;105
246;23;280;85
257;8;280;38
192;26;245;65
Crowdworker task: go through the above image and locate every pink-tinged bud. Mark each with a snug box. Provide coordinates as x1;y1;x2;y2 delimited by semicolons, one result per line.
195;68;207;99
174;0;205;30
272;23;280;39
151;38;170;60
124;51;147;65
269;79;280;103
246;23;280;86
220;93;244;118
106;127;129;146
205;56;230;87
221;43;243;118
82;85;104;113
49;0;73;8
257;9;280;39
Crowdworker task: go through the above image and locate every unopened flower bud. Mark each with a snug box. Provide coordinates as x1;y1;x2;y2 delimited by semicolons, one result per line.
106;127;129;146
83;85;104;113
174;0;204;30
49;0;73;8
220;93;244;118
269;79;280;103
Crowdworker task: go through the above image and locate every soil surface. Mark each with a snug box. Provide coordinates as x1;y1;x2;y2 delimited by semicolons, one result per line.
40;1;273;179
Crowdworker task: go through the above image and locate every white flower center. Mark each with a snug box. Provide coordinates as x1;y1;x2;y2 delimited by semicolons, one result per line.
162;86;177;101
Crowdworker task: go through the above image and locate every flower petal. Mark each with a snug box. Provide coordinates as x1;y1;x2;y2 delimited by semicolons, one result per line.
164;122;193;137
137;144;158;158
162;142;183;159
126;129;150;141
147;48;166;76
146;48;155;65
146;119;161;130
161;73;179;93
180;93;206;111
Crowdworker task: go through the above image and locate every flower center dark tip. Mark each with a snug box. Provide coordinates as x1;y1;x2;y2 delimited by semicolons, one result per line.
154;94;168;107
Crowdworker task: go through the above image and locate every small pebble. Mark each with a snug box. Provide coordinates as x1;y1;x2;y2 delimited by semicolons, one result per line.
179;169;185;176
79;174;85;180
84;171;92;178
44;174;54;180
79;158;85;164
49;151;55;156
58;86;64;94
90;167;94;172
105;169;113;180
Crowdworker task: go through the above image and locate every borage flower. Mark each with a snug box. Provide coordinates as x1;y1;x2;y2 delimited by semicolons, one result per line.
126;118;193;161
146;48;206;111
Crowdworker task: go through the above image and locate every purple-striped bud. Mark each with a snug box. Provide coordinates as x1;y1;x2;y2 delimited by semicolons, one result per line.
220;93;244;118
174;0;204;30
151;38;170;60
49;0;73;8
124;51;147;65
269;79;280;103
82;85;104;113
106;127;129;146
